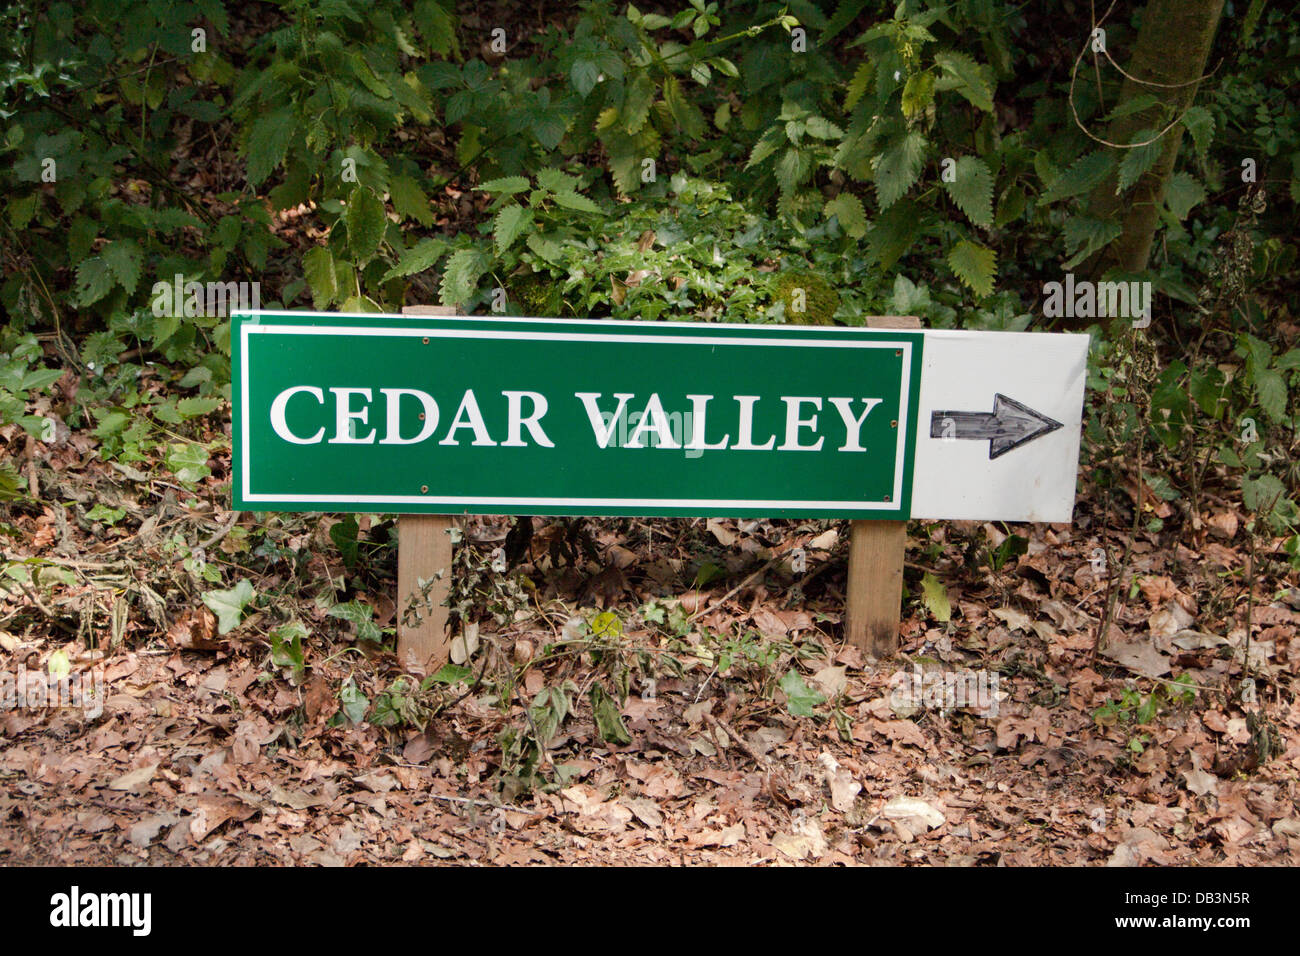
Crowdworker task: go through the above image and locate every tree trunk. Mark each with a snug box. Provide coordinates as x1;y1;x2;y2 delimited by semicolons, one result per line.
1085;0;1225;276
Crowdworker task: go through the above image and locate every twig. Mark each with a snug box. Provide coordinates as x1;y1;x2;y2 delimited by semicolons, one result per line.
686;554;783;624
197;511;240;551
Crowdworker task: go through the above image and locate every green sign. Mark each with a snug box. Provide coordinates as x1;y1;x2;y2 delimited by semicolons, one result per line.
233;311;923;518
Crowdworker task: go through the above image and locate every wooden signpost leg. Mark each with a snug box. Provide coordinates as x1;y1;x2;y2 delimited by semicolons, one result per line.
844;315;922;659
397;305;458;673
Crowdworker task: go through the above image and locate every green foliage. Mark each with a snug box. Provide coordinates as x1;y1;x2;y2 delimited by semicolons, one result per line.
202;579;257;635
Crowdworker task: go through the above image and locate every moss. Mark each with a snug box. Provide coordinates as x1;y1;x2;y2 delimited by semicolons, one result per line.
508;272;566;317
769;270;840;325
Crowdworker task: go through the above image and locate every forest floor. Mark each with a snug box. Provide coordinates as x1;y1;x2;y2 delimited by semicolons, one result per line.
0;392;1298;867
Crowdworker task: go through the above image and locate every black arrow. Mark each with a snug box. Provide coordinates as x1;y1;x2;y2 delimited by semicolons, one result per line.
929;393;1063;460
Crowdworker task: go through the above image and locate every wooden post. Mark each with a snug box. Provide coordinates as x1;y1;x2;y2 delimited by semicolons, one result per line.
844;315;921;659
396;305;458;673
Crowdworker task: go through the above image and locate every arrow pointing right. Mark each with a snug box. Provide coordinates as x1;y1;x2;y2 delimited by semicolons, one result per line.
929;393;1064;460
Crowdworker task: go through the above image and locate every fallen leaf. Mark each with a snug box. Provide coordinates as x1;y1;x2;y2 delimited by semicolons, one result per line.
108;761;159;792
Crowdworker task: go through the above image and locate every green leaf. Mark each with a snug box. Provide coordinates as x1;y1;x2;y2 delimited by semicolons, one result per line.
824;192;867;238
303;246;345;308
245;106;296;186
1116;131;1161;193
663;76;706;139
201;579;256;635
328;600;382;642
339;678;369;724
942;156;994;228
1163;172;1205;220
270;621;307;683
439;247;488;306
901;71;935;118
74;257;115;307
1243;473;1287;516
382;238;448;281
844;60;874;113
780;669;826;717
1253;367;1287;421
86;504;126;526
934;51;993;112
345;186;387;263
920;572;951;622
873;131;926;210
493;204;533;254
389;174;433;226
329;513;359;567
571;59;600;97
947;240;997;297
1040;150;1115;204
164;442;211;485
102;240;143;295
550;190;602;214
536;168;579;194
429;663;473;684
589;684;632;745
1181;106;1214;156
476;176;531;196
176;396;222;419
868;199;924;271
1062;216;1122;269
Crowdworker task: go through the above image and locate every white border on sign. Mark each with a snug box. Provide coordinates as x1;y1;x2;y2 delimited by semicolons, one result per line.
238;322;915;511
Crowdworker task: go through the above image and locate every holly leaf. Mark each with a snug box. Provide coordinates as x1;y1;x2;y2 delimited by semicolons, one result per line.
201;579;256;635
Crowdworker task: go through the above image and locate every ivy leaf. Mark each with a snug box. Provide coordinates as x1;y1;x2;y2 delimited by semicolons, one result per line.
780;669;826;717
439;247;488;306
165;441;211;485
824;192;867;238
1040;150;1115;204
328;599;382;642
102;240;142;295
1116;131;1162;193
339;679;369;724
920;572;951;622
589;684;632;745
245;106;295;186
493;203;533;254
345;186;387;264
1063;216;1122;268
947;240;997;297
388;174;433;226
942;156;994;228
201;579;256;635
873;131;926;210
382;238;448;281
176;396;222;418
934;51;993;112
